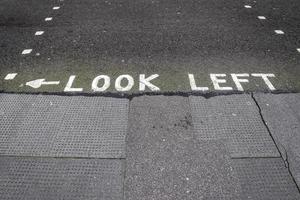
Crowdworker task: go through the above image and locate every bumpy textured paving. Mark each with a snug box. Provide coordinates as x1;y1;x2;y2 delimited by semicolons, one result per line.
254;93;300;187
125;96;241;200
0;157;124;200
0;94;128;158
232;158;300;200
189;94;280;158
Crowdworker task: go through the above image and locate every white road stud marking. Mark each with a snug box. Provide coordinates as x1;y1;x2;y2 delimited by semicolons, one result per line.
297;48;300;53
26;79;60;89
92;75;110;92
53;6;60;10
188;74;209;91
274;30;284;34
45;17;53;21
35;31;44;36
244;5;252;8
115;75;134;92
64;75;83;92
22;49;32;54
258;16;266;20
231;73;249;91
139;74;160;91
4;73;17;80
210;74;233;91
251;73;276;90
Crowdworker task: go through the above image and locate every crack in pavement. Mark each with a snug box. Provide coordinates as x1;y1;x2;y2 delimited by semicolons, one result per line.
251;93;300;193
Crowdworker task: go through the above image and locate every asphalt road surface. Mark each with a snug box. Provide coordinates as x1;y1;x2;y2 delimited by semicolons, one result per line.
0;0;300;94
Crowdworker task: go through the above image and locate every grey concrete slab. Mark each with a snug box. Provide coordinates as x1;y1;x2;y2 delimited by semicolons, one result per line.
125;96;241;200
189;94;280;158
254;93;300;186
0;93;128;158
0;156;124;200
232;158;300;200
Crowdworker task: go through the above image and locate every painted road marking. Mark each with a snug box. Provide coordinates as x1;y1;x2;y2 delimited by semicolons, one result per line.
45;17;53;21
26;79;60;89
297;48;300;53
92;75;111;92
244;5;252;8
274;30;284;34
231;73;249;91
64;75;83;92
4;73;17;80
22;49;32;54
35;31;44;36
189;73;276;91
115;75;134;92
258;16;266;20
53;6;60;10
251;73;275;90
188;74;209;91
11;73;277;92
210;74;233;91
139;74;160;91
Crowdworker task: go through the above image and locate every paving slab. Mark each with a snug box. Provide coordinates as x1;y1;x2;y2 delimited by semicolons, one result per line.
0;93;128;158
0;156;124;200
232;158;300;200
254;93;300;186
189;94;280;158
125;96;241;200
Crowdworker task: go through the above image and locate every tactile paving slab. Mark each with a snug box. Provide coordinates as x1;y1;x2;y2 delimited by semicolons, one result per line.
0;156;124;200
232;158;300;200
125;96;241;200
0;94;128;158
254;93;300;187
189;94;280;158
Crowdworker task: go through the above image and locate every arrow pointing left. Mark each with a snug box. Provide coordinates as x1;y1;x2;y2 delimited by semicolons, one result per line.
26;79;60;89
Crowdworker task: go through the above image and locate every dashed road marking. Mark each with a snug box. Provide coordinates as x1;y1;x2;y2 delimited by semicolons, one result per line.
53;6;60;10
274;30;284;34
22;49;32;54
297;48;300;53
45;17;53;21
244;5;252;8
258;16;266;20
35;31;44;36
4;73;17;80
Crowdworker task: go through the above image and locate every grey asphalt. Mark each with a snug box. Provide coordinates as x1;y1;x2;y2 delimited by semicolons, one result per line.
0;0;300;93
0;93;300;199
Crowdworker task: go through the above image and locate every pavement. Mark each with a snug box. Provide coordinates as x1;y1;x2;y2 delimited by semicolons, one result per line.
0;93;300;199
0;0;300;199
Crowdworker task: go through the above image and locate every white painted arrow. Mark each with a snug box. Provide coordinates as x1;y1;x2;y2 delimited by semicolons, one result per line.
26;79;60;89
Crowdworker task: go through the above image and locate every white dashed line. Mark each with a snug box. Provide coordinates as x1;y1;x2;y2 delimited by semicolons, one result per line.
4;73;17;80
274;30;284;34
244;5;252;8
45;17;53;21
35;31;44;36
53;6;60;10
297;48;300;53
258;16;266;20
22;49;32;54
